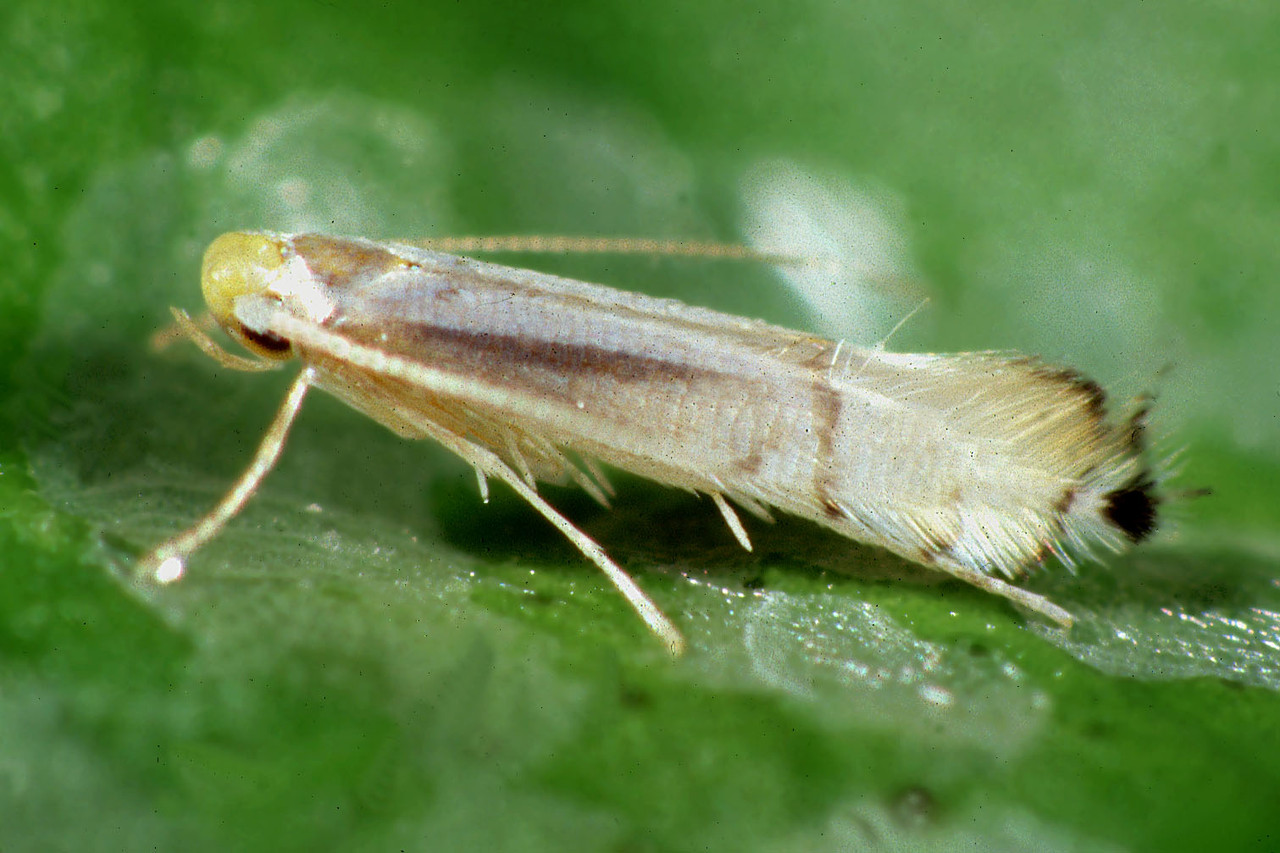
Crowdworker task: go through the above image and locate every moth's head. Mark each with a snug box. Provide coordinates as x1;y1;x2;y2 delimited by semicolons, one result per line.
201;231;296;360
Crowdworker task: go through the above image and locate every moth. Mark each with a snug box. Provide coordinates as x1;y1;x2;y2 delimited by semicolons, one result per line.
140;231;1161;654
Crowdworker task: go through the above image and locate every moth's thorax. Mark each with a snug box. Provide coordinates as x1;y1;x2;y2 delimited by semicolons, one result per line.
268;248;337;326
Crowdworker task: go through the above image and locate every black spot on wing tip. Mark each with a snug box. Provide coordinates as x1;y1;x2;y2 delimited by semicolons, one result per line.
1104;476;1159;543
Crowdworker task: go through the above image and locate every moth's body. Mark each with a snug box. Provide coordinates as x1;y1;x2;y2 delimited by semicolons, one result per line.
142;231;1161;653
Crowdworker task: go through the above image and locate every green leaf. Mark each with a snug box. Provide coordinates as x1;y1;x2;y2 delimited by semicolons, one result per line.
3;1;1278;850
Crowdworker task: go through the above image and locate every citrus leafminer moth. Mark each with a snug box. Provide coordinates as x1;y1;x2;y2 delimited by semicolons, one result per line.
139;231;1162;655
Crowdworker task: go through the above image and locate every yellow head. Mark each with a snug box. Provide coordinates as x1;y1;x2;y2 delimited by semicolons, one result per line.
200;231;295;359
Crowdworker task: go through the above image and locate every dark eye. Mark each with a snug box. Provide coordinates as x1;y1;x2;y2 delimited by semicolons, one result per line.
240;324;291;353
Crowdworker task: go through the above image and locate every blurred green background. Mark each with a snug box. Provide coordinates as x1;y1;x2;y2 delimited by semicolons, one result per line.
2;1;1278;850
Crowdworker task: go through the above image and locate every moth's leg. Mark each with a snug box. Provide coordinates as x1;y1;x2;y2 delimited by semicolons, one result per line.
516;439;611;508
151;309;215;352
137;367;316;583
938;560;1075;628
473;467;490;502
158;308;278;372
564;463;612;508
417;420;686;656
500;430;538;489
711;493;752;552
732;493;774;523
580;456;615;498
